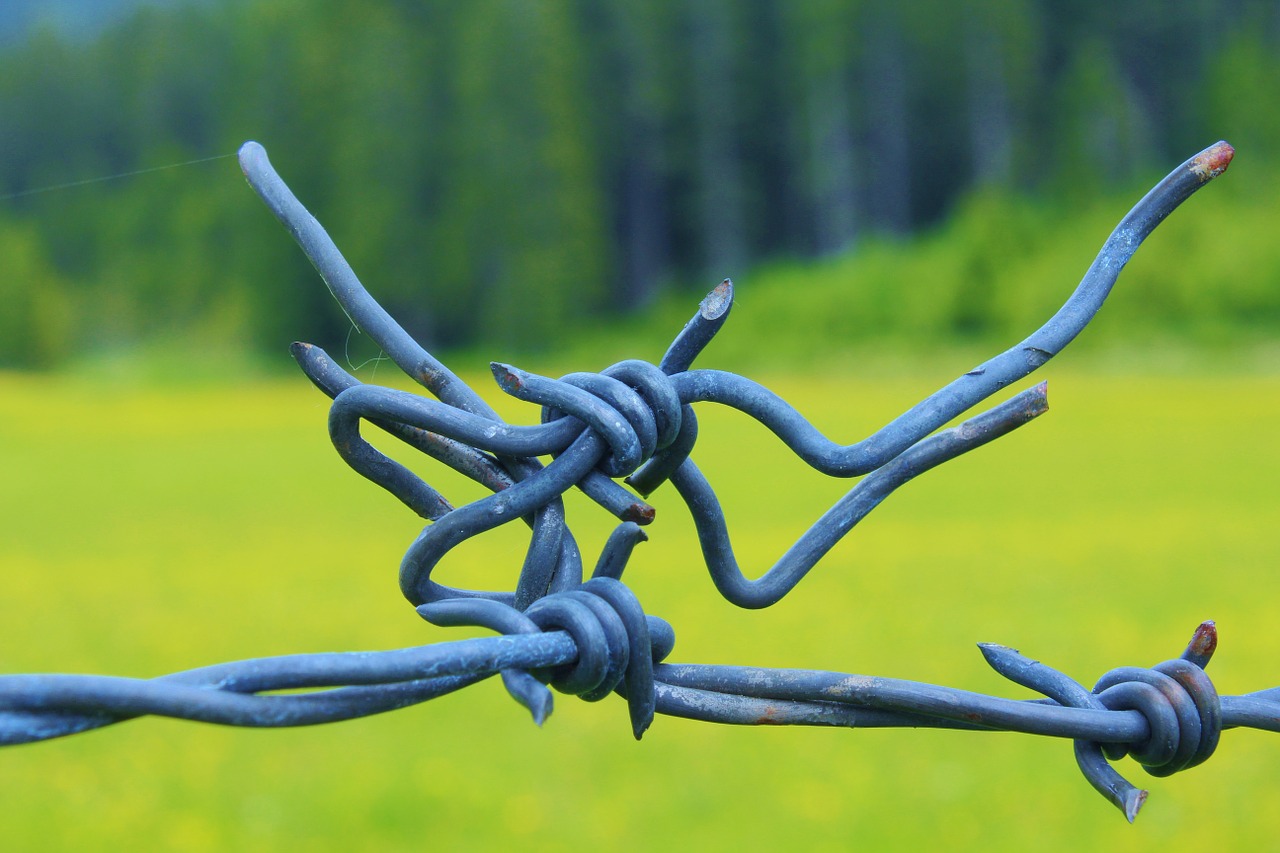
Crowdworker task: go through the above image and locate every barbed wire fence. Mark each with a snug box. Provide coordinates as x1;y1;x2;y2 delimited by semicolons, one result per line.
3;139;1274;823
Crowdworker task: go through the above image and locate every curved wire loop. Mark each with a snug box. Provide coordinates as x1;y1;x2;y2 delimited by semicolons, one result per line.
3;140;1273;823
238;138;1237;611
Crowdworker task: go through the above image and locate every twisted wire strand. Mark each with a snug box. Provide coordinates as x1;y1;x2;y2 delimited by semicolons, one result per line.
3;140;1270;824
4;613;1277;825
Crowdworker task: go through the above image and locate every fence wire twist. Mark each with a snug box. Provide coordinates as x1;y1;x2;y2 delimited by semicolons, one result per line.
3;139;1275;823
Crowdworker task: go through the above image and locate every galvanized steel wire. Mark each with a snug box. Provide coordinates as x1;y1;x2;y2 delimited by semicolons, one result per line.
4;139;1275;822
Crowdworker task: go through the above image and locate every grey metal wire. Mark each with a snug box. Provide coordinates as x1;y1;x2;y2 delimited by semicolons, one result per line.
3;139;1272;823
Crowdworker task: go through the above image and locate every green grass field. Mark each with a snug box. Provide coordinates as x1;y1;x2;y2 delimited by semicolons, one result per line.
1;363;1278;851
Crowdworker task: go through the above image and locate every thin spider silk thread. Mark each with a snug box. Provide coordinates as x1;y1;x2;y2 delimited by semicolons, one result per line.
344;324;390;377
2;149;394;378
0;152;237;202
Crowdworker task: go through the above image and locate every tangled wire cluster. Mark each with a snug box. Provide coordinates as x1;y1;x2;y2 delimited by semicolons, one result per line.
2;139;1275;823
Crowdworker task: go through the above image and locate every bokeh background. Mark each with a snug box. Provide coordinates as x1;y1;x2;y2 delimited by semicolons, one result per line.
1;1;1278;850
3;0;1280;368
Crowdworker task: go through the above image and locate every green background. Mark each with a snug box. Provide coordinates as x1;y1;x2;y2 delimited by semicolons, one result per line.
2;1;1279;849
3;0;1280;367
2;358;1278;850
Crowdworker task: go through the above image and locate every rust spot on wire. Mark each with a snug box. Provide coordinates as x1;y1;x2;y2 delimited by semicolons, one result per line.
755;705;786;725
1182;620;1218;669
623;503;657;525
1191;141;1234;181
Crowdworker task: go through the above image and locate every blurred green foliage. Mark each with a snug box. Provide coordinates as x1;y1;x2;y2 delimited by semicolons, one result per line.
552;164;1280;375
1;0;1278;368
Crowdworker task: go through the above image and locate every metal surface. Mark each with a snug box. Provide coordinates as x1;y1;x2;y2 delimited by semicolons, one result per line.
3;139;1275;822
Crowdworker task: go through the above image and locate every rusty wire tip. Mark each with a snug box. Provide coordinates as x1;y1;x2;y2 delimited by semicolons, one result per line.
1181;620;1218;669
1124;789;1149;823
1028;381;1049;414
700;279;733;320
489;362;523;393
623;504;657;525
1191;141;1234;181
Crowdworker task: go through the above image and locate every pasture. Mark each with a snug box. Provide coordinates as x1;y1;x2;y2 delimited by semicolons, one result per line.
1;363;1277;851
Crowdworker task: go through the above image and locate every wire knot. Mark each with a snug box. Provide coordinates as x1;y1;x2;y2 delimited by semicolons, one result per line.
1092;659;1222;777
492;360;683;478
417;578;674;739
977;620;1223;821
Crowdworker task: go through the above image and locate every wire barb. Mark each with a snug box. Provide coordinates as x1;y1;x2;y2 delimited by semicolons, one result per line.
2;140;1270;824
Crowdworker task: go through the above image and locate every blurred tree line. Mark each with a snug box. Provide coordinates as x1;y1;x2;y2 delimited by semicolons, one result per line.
1;0;1278;368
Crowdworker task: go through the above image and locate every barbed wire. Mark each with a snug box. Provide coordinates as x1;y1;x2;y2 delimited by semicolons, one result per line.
4;139;1274;823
